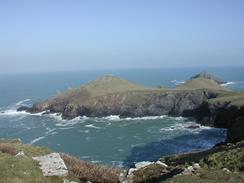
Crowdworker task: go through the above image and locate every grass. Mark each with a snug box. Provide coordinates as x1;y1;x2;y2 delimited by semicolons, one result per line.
0;139;123;183
84;75;149;97
208;92;244;107
176;78;227;90
0;139;51;157
55;75;151;105
155;141;244;183
130;163;182;183
164;168;244;183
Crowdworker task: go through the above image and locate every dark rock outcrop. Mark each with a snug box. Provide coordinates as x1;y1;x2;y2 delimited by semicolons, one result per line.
188;101;244;143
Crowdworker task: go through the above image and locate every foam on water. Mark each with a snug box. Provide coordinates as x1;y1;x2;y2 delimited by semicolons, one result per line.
85;124;101;129
0;109;47;117
221;81;236;86
15;99;31;106
29;123;58;144
0;106;182;124
159;121;213;133
0;109;29;116
93;115;170;122
30;136;46;144
221;81;244;91
171;80;185;85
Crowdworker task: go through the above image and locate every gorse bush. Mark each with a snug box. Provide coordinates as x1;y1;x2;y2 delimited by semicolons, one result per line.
0;144;18;155
61;153;122;183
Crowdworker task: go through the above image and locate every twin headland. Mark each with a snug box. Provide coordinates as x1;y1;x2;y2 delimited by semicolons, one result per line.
2;71;243;182
18;71;244;143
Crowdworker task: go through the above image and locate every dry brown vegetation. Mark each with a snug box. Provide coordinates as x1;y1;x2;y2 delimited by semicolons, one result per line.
61;153;122;183
0;143;18;155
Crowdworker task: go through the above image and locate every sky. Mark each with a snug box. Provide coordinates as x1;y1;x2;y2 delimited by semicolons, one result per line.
0;0;244;74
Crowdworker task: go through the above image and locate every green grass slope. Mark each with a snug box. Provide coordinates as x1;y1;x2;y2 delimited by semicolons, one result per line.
176;78;227;90
208;91;244;107
54;75;154;104
0;139;121;183
130;140;244;183
84;75;150;97
162;140;244;183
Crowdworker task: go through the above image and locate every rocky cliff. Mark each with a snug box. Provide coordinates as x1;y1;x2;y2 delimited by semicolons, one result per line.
20;89;218;119
185;92;244;142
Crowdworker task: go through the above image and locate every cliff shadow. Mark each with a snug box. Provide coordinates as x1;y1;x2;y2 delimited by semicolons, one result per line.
122;129;226;168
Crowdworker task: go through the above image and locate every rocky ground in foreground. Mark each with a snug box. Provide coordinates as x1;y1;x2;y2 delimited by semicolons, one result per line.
128;140;244;183
0;138;244;183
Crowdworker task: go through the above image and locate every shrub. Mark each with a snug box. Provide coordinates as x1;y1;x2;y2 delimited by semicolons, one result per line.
61;153;122;183
0;144;18;155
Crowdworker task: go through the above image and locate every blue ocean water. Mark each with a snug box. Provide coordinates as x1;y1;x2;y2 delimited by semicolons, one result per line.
0;67;243;166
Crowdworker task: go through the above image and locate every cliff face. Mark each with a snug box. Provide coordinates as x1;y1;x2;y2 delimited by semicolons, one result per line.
187;94;244;142
21;90;218;120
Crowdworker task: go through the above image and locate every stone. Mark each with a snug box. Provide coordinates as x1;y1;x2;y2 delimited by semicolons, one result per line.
193;163;201;169
15;151;25;157
156;161;168;167
118;172;127;183
63;179;78;183
135;161;153;169
222;168;231;173
182;166;194;175
128;168;136;175
187;166;194;171
32;153;68;177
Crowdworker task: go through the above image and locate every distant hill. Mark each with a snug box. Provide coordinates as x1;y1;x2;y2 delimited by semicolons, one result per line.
83;75;150;97
54;75;152;104
176;78;227;90
176;72;227;90
190;71;226;84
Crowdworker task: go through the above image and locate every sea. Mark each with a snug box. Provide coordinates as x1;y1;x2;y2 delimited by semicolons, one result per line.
0;67;244;167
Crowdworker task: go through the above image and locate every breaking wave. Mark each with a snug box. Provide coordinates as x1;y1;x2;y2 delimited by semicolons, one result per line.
30;136;46;144
30;124;57;144
0;109;29;116
15;99;31;106
85;124;101;129
95;115;171;122
171;80;185;85
159;121;213;133
0;108;183;122
221;81;244;87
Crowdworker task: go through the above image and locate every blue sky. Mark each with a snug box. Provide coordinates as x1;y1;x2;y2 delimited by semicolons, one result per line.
0;0;243;73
